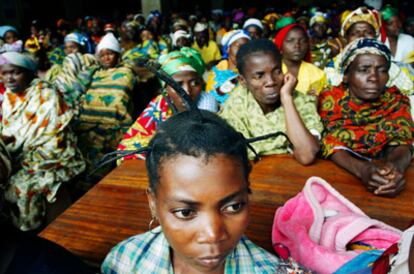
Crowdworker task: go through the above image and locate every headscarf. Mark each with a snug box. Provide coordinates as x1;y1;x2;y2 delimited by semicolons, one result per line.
96;33;121;54
274;23;311;62
340;7;381;37
64;32;87;46
194;22;208;32
275;16;296;31
221;30;251;59
243;18;264;30
339;38;391;75
159;47;205;77
172;30;191;47
0;52;37;72
380;5;398;22
146;10;161;25
309;12;328;27
0;25;18;38
263;13;280;31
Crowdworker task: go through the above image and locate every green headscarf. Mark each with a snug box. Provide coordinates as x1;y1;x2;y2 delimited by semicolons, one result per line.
158;47;205;77
381;5;399;22
275;17;296;31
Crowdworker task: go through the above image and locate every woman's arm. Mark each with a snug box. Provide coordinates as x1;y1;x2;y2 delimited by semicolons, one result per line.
281;73;319;165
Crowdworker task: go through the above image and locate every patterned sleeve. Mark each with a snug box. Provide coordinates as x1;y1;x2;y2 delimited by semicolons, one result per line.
117;95;167;160
54;53;99;112
295;93;324;136
218;91;252;139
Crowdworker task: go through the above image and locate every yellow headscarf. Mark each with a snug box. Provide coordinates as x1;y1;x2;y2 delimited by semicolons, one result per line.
340;7;381;38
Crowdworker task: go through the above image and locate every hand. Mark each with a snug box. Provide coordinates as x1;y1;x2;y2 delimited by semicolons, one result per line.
280;73;297;101
360;161;405;197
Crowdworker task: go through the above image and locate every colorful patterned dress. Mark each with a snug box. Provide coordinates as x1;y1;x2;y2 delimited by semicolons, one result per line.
319;85;414;159
1;79;85;231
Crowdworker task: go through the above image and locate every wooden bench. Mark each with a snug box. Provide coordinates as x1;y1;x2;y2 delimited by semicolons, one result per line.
39;155;414;265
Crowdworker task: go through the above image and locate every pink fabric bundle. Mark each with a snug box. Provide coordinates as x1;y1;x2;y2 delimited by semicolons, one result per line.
272;177;401;274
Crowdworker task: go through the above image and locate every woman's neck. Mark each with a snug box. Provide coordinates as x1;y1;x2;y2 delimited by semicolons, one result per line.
172;250;225;274
283;58;301;78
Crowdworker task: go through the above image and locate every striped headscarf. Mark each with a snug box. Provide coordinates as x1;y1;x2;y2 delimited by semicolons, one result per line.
340;7;381;37
159;47;205;77
339;38;391;75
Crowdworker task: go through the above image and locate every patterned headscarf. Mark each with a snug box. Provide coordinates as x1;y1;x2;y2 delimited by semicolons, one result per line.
0;52;37;72
339;38;391;75
309;12;328;27
159;47;205;77
340;7;381;37
221;30;251;59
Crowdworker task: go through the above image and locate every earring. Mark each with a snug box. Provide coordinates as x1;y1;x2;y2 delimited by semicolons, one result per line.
148;215;159;233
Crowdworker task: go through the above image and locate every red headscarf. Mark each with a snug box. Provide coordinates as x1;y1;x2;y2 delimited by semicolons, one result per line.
273;23;311;62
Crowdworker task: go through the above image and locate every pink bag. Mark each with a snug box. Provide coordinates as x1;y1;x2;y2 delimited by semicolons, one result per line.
272;177;401;274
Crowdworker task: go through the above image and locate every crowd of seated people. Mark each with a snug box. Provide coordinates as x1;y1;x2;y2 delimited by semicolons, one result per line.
1;2;414;273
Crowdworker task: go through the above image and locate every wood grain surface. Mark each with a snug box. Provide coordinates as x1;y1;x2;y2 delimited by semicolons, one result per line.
39;155;414;265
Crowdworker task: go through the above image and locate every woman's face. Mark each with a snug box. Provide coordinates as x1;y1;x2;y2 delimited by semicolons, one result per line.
0;64;33;93
166;70;203;112
281;27;309;63
346;22;376;44
384;16;402;38
239;51;284;114
344;53;389;101
176;37;191;49
148;154;250;273
4;31;18;44
64;41;81;55
98;49;119;69
246;26;262;40
140;30;153;41
228;37;249;66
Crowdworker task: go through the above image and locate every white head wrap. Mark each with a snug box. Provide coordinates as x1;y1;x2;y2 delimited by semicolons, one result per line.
243;18;264;30
172;30;191;47
194;22;208;32
96;33;121;54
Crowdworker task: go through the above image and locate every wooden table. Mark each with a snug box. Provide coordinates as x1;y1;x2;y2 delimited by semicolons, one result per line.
39;155;414;265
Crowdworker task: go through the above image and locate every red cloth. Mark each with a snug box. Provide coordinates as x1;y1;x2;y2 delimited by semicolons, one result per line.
372;242;399;274
273;24;311;62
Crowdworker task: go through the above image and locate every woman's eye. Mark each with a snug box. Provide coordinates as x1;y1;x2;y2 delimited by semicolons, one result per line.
223;202;246;214
173;209;196;219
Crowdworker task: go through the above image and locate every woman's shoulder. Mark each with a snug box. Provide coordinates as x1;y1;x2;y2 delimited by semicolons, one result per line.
102;228;170;273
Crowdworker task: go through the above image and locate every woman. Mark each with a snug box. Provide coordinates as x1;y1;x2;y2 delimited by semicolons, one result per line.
219;39;323;164
319;38;414;197
102;110;311;273
117;47;218;160
274;23;327;96
325;7;413;98
0;52;85;231
381;5;414;63
45;32;90;82
205;29;250;105
55;33;135;183
0;26;23;53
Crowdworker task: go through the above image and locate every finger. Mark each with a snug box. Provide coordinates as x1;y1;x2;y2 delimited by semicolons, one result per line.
371;173;390;185
375;183;405;197
366;180;382;189
374;182;397;194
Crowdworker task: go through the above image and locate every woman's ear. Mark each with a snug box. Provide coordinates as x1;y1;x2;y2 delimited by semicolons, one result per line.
238;74;247;87
342;74;348;85
146;188;157;218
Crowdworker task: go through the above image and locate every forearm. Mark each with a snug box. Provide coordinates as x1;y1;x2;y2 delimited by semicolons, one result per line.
282;96;319;165
331;150;368;179
385;145;412;173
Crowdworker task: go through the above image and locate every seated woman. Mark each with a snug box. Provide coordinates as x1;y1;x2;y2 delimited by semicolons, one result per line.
325;7;413;97
274;22;327;96
102;110;310;273
117;47;218;160
0;52;85;231
219;39;323;164
319;38;414;197
205;29;250;106
45;32;92;82
0;138;93;274
0;26;23;53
